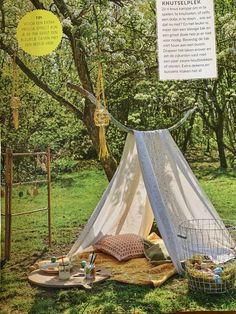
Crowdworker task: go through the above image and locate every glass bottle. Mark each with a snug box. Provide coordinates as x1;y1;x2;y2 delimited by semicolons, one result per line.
58;262;70;280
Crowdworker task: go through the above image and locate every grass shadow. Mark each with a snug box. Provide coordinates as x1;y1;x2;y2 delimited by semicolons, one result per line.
27;281;159;314
185;288;236;311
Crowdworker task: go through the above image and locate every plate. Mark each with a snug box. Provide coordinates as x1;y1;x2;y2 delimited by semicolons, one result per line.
39;262;60;274
39;258;73;274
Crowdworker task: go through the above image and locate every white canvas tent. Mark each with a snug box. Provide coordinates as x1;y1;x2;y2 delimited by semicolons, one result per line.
69;129;234;274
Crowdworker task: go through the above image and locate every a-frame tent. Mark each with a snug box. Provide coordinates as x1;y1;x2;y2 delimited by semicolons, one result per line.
69;129;234;273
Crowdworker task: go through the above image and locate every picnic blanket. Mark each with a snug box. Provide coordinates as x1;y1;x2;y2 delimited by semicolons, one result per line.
79;233;176;287
79;252;176;287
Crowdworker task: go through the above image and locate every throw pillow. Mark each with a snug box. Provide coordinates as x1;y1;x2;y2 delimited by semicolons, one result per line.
143;239;171;265
94;233;144;261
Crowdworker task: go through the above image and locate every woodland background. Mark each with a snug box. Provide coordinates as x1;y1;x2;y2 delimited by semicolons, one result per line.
0;0;235;177
0;2;236;313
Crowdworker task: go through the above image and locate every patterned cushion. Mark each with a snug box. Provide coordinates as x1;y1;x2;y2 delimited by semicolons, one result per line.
94;233;144;261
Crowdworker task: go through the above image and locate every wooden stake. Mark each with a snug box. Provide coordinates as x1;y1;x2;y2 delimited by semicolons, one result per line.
47;147;52;247
4;149;10;260
5;148;13;260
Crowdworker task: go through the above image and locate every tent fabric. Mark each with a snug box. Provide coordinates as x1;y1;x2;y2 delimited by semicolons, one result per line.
69;133;154;256
69;129;233;274
134;130;225;273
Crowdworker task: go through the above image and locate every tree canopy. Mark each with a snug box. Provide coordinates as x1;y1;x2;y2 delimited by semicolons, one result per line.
0;0;235;178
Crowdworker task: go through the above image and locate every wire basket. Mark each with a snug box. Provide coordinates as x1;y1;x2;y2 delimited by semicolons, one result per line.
178;219;236;294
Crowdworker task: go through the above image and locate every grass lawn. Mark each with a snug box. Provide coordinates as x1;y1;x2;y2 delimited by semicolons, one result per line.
1;163;236;314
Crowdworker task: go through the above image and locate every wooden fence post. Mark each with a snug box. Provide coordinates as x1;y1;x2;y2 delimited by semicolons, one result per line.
5;148;13;260
47;147;52;247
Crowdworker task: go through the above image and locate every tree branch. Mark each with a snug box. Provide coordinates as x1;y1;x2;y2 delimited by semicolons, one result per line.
30;0;45;10
109;0;126;6
224;143;236;155
52;0;70;18
67;82;96;104
105;65;158;95
0;41;83;120
53;0;83;27
0;0;5;32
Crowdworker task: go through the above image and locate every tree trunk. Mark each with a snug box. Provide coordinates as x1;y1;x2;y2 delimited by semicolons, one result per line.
215;112;227;168
206;138;210;153
182;112;195;154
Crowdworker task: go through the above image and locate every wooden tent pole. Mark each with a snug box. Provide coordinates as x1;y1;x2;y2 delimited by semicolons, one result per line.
5;148;13;260
67;82;197;133
47;147;52;247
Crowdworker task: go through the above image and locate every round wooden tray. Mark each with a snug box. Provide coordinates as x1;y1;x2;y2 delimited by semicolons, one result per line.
28;266;110;289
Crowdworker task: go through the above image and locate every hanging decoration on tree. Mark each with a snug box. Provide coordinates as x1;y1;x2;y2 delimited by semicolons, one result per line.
11;51;21;129
92;5;110;160
94;62;110;160
36;155;47;172
32;183;39;197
